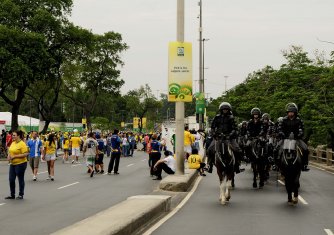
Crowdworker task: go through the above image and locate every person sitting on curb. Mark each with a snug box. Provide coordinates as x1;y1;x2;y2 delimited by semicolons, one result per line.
153;150;176;180
188;148;206;176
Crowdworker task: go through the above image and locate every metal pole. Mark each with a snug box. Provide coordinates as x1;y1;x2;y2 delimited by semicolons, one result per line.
175;0;185;175
198;0;203;130
224;75;228;93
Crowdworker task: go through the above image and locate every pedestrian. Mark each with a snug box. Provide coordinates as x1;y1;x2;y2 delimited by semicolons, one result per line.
70;130;81;164
107;129;122;175
152;150;176;180
184;126;194;159
95;133;105;174
43;134;57;181
188;148;206;176
62;132;70;163
128;132;136;157
149;134;161;177
27;131;44;181
5;130;29;200
121;134;128;157
83;132;98;177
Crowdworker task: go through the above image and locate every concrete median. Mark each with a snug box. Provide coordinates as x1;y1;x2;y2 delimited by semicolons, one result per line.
51;195;171;235
159;168;198;192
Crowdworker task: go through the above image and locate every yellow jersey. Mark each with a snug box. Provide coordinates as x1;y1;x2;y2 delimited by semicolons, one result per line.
184;131;194;146
44;141;56;154
70;136;81;148
9;140;28;165
188;154;202;169
63;139;70;149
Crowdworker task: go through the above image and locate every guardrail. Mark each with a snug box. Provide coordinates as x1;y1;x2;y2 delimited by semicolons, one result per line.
308;147;333;166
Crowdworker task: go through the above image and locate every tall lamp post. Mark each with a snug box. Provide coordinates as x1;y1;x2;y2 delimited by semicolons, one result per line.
198;0;203;130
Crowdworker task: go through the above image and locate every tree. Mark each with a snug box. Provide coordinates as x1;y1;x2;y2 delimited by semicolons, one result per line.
125;84;162;133
0;0;73;130
62;31;128;130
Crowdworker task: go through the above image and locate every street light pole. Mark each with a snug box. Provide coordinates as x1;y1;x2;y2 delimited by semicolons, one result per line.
175;0;185;175
224;75;228;93
198;0;203;130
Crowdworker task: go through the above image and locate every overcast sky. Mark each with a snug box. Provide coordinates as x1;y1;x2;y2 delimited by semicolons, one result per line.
70;0;334;99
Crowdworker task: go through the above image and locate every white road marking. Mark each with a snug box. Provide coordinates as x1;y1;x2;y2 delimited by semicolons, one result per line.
71;164;82;167
298;195;308;205
143;175;203;235
311;165;334;175
37;171;48;175
57;182;79;190
278;180;285;185
325;229;334;235
141;159;147;161
127;164;134;167
0;203;5;206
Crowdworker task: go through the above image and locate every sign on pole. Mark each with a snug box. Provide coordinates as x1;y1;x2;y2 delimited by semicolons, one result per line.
168;42;193;102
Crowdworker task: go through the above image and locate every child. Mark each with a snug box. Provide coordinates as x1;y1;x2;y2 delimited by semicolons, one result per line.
188;148;206;176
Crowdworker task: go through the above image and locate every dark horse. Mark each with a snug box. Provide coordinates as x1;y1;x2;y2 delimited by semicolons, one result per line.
280;133;302;205
207;135;235;205
250;136;267;189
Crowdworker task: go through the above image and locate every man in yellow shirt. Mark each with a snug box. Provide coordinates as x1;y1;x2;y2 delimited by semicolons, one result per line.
188;149;206;176
184;126;194;159
70;131;82;164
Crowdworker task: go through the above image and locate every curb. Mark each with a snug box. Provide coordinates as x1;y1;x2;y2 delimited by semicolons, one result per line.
309;161;334;174
51;195;171;235
159;169;198;192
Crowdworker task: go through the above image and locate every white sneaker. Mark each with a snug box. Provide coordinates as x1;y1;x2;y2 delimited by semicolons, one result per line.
46;175;51;180
33;175;37;181
71;160;75;164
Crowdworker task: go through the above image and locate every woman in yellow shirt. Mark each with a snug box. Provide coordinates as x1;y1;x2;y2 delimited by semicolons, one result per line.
62;133;70;163
6;130;29;200
43;134;57;181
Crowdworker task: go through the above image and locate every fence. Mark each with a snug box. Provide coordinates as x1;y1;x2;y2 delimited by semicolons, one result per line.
308;146;333;166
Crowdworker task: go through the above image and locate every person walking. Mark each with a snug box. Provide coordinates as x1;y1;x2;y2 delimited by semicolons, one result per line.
128;132;136;157
149;134;161;177
27;131;44;181
95;133;105;174
62;132;70;163
121;134;128;157
43;134;57;181
107;129;122;175
5;130;29;200
70;130;81;164
83;132;98;177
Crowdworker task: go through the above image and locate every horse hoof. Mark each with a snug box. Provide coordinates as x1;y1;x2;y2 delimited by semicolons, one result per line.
293;197;298;204
221;200;226;205
259;182;264;189
225;195;231;201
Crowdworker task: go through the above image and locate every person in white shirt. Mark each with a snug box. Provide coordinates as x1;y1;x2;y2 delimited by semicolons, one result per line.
153;150;176;180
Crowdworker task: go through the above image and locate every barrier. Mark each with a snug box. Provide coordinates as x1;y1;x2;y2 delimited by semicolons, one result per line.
308;147;333;166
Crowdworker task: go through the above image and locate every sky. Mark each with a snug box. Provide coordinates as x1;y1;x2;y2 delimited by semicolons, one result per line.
70;0;334;99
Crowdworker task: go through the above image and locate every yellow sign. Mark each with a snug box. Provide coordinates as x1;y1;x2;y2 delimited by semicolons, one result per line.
168;42;193;102
121;122;125;128
133;117;140;129
142;117;147;128
82;118;87;124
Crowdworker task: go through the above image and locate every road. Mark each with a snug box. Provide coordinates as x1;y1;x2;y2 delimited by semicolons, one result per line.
150;164;334;235
0;151;158;235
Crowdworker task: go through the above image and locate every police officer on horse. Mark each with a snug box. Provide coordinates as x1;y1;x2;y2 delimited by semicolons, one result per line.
207;102;244;174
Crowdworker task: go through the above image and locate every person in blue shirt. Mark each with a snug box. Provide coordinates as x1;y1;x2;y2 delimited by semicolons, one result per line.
149;134;161;177
107;129;122;175
27;131;44;181
95;133;105;174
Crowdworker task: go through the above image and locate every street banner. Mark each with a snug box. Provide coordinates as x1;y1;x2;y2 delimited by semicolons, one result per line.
195;92;206;114
142;117;147;128
121;122;125;128
82;118;87;124
168;42;193;102
133;117;140;129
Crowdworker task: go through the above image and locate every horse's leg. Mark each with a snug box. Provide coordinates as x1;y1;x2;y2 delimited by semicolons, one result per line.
231;172;235;188
284;172;293;204
252;163;257;188
293;169;301;204
225;171;232;201
259;161;265;189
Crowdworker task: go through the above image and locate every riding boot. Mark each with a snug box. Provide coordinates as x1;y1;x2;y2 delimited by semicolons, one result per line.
208;162;213;173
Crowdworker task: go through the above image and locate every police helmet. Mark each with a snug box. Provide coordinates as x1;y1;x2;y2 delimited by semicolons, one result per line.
277;117;283;123
262;113;271;120
219;102;232;111
286;102;298;113
250;107;261;116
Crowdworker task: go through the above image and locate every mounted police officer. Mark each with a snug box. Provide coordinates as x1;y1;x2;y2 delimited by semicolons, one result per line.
245;108;263;158
278;103;310;171
207;102;244;174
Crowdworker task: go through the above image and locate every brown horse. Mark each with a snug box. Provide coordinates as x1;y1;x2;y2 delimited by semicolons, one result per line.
208;135;235;205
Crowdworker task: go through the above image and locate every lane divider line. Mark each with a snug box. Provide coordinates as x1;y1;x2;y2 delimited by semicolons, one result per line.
0;203;5;206
143;175;203;235
325;229;334;235
141;159;147;161
127;164;134;167
37;171;48;175
278;180;285;185
57;182;79;190
71;164;82;167
298;195;308;205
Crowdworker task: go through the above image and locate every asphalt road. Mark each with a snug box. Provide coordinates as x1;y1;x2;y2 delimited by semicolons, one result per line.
151;164;334;235
0;150;159;235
